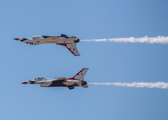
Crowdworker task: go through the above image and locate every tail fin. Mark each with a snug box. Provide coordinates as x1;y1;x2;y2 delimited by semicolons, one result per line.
68;68;89;80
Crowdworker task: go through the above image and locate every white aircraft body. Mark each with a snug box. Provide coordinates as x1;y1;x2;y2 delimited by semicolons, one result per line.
14;34;80;56
22;68;89;90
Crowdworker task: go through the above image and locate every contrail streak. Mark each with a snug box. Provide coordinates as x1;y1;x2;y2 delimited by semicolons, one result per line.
81;36;168;44
89;82;168;89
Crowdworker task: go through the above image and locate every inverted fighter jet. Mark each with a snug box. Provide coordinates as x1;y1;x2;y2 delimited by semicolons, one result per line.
14;34;80;56
22;68;89;90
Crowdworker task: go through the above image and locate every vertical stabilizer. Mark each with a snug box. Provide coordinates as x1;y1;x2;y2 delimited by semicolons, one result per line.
67;68;89;80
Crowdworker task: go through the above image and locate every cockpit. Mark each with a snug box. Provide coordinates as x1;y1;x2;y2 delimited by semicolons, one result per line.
59;34;69;40
32;35;44;40
34;77;45;81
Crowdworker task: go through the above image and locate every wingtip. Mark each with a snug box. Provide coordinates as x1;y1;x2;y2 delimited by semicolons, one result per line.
74;54;80;56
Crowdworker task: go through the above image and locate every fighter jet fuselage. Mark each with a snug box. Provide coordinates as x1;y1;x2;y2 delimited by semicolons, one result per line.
22;68;89;90
14;34;79;45
14;34;80;56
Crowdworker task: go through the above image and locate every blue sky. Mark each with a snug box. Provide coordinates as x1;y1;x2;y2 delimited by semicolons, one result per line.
0;0;168;120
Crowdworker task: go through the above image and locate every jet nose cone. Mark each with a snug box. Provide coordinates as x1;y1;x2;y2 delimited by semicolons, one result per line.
22;82;27;84
14;38;19;40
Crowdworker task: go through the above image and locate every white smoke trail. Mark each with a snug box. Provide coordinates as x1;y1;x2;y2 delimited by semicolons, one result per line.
81;36;168;44
89;82;168;89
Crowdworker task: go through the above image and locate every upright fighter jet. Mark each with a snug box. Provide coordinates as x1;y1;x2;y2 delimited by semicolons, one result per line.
14;34;80;56
22;68;89;90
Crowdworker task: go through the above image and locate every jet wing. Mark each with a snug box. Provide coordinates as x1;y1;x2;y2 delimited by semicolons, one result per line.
40;77;67;87
51;77;67;82
57;43;80;56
